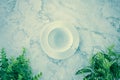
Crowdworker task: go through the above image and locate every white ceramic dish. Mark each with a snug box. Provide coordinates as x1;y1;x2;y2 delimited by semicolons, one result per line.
40;21;79;59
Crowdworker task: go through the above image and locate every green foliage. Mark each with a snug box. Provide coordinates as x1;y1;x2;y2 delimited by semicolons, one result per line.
0;48;42;80
76;45;120;80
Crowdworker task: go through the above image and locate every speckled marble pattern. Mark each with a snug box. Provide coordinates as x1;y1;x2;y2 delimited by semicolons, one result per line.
0;0;120;80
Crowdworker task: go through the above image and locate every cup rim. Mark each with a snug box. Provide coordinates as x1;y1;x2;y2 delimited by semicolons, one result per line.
47;26;73;52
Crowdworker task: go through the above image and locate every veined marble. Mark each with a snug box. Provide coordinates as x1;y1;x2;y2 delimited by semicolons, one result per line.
0;0;120;80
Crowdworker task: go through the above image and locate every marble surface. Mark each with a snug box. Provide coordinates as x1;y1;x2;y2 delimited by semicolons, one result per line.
0;0;120;80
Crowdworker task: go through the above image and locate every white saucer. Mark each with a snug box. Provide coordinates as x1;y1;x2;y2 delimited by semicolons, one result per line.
40;21;79;59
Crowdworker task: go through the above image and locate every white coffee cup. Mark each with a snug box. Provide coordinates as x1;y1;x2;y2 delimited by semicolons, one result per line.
40;21;79;59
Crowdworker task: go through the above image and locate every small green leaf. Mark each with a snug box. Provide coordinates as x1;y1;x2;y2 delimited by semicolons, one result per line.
107;45;114;51
76;68;92;75
107;45;116;56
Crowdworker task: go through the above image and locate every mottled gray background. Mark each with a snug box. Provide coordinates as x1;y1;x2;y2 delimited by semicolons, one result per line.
0;0;120;80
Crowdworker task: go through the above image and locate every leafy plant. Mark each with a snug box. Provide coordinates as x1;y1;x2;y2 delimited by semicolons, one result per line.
76;45;120;80
0;48;42;80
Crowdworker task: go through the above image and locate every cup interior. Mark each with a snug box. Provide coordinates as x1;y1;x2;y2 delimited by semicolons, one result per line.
48;27;73;51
